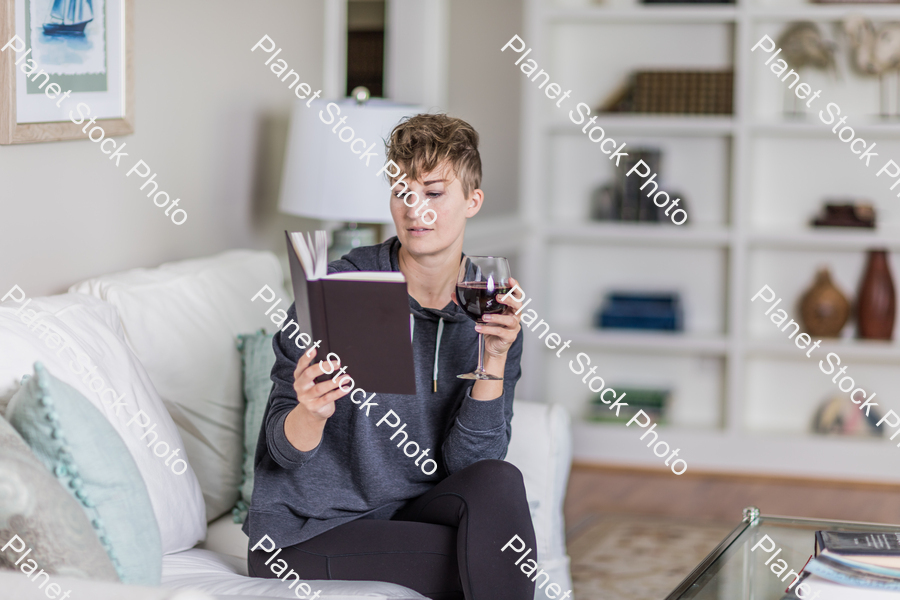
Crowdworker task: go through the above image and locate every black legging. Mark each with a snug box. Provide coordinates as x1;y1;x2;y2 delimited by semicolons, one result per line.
248;459;537;600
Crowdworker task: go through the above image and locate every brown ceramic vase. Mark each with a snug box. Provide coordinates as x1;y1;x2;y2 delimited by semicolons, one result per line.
800;268;850;338
857;249;896;341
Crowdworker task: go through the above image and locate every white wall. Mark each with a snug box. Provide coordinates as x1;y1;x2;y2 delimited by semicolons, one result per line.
1;0;325;296
448;0;523;219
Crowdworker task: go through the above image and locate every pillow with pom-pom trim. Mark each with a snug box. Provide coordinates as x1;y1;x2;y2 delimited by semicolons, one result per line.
6;362;162;585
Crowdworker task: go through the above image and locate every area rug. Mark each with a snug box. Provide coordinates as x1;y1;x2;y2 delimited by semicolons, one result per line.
567;514;735;600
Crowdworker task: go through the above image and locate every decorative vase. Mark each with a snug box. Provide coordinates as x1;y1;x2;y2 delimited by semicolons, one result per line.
857;249;896;341
800;268;850;337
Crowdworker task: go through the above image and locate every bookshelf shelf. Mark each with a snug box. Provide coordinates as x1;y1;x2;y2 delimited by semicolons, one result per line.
518;0;900;482
571;421;900;483
545;222;732;247
746;339;900;363
749;229;900;252
748;6;900;22
752;121;900;138
558;330;729;355
549;116;736;136
544;5;739;24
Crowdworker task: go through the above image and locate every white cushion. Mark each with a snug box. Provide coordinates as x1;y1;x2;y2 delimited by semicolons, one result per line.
163;549;429;599
0;293;206;555
71;250;291;522
0;571;214;600
201;514;252;573
506;401;573;598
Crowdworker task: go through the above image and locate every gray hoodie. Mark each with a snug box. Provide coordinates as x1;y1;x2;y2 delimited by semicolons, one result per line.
243;237;524;548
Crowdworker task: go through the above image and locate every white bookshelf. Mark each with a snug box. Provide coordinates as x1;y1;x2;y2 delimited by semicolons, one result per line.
550;116;737;135
506;0;900;482
546;5;739;22
560;330;730;354
545;222;732;246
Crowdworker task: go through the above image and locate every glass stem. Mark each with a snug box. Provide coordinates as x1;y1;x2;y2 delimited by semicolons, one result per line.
477;331;486;374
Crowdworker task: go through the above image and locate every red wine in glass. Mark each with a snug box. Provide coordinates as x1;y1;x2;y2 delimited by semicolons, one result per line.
456;256;511;380
456;282;512;323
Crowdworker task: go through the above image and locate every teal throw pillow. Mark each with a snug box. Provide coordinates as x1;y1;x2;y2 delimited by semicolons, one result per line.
233;331;276;523
0;415;120;582
5;362;163;585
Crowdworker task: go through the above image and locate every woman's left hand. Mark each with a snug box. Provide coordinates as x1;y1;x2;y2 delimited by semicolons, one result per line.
477;277;523;359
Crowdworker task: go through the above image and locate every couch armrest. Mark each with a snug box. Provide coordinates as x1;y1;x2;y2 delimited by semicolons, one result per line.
506;400;573;597
0;571;215;600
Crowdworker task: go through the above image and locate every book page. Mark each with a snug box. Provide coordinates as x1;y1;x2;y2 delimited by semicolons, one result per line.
316;230;328;279
290;231;316;279
291;230;401;282
326;272;406;282
306;232;316;267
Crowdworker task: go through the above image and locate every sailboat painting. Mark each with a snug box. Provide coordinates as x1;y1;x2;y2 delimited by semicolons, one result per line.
43;0;93;36
28;0;106;76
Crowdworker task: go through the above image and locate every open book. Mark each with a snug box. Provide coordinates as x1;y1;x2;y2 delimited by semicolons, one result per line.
285;231;416;394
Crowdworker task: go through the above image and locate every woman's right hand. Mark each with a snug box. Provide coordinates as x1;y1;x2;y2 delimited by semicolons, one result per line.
284;349;350;452
292;348;348;421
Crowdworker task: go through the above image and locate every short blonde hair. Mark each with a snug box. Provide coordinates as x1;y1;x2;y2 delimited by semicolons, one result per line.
385;113;482;198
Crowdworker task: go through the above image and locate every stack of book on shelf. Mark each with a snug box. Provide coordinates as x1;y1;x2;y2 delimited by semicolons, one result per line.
585;388;669;424
602;70;733;115
781;531;900;599
595;293;683;331
642;0;734;3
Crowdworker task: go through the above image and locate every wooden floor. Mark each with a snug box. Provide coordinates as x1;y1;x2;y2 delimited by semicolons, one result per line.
565;462;900;537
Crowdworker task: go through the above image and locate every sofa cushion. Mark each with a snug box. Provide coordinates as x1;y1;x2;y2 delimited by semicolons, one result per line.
163;548;429;599
0;293;206;556
71;250;291;523
0;571;215;600
233;330;276;524
505;401;573;598
7;363;162;584
0;412;120;582
200;514;252;573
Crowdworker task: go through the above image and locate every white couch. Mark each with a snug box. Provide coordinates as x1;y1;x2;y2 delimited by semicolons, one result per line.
0;250;572;600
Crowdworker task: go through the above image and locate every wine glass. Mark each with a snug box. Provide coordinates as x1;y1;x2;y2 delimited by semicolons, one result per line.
456;256;511;380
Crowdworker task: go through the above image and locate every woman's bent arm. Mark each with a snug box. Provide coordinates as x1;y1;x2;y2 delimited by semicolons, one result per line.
441;329;524;474
264;304;347;468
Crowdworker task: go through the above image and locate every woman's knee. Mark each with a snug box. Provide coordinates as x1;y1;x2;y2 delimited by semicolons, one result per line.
461;459;526;491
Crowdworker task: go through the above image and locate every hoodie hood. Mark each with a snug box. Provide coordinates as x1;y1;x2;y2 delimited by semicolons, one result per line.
333;236;471;324
330;236;475;393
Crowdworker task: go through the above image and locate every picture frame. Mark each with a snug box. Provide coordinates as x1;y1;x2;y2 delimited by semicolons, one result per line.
0;0;134;144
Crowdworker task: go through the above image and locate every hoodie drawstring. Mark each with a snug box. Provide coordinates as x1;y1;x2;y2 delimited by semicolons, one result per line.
410;313;445;393
433;317;444;392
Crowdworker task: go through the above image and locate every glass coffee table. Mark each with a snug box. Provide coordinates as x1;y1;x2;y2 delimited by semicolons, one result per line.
665;507;900;599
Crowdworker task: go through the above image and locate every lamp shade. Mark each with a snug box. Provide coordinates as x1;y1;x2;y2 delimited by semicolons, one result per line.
279;98;424;223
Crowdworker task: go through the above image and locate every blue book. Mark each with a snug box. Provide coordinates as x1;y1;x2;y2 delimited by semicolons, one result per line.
806;555;900;591
596;293;683;331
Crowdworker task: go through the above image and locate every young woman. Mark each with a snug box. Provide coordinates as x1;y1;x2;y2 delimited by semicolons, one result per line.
245;114;536;600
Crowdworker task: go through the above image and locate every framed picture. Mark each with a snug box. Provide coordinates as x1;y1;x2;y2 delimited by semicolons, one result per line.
0;0;133;144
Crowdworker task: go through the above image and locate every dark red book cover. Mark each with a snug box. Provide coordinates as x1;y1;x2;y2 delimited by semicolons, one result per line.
285;231;417;395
